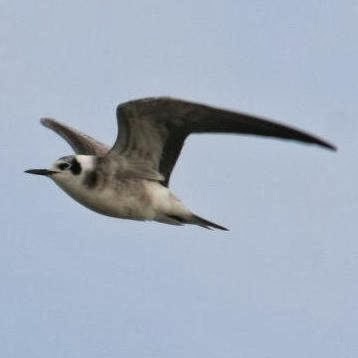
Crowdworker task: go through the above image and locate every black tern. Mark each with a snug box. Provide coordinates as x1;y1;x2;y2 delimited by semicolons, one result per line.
25;97;336;230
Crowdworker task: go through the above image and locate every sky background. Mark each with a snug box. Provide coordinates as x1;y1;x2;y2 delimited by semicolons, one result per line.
1;1;357;357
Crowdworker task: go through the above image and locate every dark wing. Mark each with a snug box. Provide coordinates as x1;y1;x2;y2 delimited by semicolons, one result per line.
109;97;336;186
41;118;109;156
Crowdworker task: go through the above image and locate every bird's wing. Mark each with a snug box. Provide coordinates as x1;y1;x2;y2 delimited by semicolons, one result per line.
41;118;109;156
107;97;336;186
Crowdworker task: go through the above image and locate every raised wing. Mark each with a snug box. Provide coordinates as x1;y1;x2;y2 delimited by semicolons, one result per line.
108;97;336;186
41;118;109;156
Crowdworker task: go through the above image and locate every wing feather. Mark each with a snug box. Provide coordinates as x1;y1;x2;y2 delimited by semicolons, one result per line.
107;97;336;186
41;118;109;156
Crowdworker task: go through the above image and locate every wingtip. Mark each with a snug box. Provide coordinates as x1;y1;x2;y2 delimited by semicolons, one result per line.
320;141;338;152
329;145;338;152
40;117;55;127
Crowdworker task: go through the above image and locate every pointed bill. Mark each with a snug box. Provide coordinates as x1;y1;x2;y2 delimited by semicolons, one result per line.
24;169;58;176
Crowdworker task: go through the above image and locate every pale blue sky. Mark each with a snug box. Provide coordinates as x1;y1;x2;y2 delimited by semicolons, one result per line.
1;1;357;357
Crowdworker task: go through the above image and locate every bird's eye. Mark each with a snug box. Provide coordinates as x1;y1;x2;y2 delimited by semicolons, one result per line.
57;162;70;170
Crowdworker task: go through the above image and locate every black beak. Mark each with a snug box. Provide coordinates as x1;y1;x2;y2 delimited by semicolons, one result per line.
24;169;58;176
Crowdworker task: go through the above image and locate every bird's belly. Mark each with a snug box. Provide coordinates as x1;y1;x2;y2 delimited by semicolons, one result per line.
57;179;157;220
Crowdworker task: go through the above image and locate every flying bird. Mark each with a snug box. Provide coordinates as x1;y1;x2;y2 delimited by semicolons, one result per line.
25;97;336;230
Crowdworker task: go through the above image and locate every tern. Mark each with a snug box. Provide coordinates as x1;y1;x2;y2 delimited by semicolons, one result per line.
25;97;336;230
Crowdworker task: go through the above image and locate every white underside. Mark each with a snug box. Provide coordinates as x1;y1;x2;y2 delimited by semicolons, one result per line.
55;177;191;222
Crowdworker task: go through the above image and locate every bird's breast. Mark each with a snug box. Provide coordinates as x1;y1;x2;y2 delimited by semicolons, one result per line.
54;175;157;220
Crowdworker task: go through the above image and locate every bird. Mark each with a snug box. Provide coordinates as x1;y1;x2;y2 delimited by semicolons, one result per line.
25;97;336;231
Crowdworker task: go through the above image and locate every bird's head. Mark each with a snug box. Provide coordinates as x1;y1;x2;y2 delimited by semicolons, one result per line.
25;155;96;190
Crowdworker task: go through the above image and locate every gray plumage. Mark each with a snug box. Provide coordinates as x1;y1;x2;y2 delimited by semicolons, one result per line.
26;97;336;231
41;118;109;156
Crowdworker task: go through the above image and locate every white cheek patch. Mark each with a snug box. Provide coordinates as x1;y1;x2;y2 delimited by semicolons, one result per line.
75;155;95;171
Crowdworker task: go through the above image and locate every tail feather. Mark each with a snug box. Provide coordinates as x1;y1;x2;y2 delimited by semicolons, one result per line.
191;214;229;231
163;214;229;231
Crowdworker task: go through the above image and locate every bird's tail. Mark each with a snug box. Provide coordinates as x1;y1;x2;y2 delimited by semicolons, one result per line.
190;214;229;231
160;213;229;231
